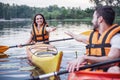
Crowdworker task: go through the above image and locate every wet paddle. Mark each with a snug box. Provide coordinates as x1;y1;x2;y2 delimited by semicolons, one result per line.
0;30;92;53
30;58;120;80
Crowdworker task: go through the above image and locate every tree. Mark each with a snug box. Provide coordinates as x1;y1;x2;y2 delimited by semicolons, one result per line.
3;4;11;20
0;2;4;18
90;0;120;7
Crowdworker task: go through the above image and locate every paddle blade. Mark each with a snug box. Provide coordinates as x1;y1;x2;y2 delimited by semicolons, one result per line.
0;46;9;53
0;53;8;58
81;30;92;36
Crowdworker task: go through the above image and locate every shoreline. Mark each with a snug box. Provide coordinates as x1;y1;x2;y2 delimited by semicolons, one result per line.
0;18;119;22
0;18;32;22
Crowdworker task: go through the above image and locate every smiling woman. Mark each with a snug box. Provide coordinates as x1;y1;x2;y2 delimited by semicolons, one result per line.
17;13;56;46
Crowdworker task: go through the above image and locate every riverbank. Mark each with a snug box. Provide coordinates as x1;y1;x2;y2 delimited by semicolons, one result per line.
0;17;120;22
0;18;31;22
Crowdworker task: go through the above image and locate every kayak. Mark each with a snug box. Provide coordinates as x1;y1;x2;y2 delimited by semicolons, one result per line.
26;43;63;74
68;71;120;80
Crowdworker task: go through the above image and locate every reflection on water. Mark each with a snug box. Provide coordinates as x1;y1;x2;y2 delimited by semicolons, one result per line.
2;20;120;80
0;21;32;36
0;53;9;59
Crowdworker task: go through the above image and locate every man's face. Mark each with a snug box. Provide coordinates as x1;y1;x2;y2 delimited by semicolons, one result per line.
92;11;99;30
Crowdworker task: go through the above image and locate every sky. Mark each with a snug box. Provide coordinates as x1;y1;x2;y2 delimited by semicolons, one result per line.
0;0;94;10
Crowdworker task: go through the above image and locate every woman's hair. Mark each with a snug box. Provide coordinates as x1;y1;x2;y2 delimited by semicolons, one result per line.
95;6;115;25
33;14;47;26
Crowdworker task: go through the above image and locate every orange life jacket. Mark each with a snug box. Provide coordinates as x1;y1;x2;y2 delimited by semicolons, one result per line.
32;24;49;42
86;24;120;56
85;24;120;71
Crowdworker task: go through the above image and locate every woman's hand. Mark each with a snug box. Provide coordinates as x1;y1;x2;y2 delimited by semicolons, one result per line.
46;27;56;32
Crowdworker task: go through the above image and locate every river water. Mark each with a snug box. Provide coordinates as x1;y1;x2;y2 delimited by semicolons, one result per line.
0;20;92;80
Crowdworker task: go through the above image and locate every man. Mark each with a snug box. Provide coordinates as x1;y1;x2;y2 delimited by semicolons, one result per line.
65;6;120;72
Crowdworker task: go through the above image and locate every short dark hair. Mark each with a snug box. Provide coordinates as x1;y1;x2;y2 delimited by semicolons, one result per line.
33;14;47;26
95;6;115;25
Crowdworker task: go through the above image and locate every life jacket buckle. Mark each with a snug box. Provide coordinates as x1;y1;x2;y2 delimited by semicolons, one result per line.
91;44;95;47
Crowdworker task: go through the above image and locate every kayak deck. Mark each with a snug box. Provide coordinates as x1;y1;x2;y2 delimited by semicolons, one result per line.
26;44;63;73
32;51;63;73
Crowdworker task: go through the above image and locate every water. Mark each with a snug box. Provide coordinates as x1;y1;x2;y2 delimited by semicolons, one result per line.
0;20;92;80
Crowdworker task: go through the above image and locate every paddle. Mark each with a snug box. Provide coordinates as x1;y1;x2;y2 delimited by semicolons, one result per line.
0;30;92;53
0;43;34;53
30;58;120;80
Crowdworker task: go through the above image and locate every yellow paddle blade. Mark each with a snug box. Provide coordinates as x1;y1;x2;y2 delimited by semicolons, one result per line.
0;46;9;53
80;30;92;36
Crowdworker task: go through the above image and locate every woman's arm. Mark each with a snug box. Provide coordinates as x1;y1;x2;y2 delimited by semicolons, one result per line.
26;34;33;44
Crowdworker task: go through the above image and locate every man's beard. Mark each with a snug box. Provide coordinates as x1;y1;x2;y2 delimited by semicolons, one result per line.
93;23;99;31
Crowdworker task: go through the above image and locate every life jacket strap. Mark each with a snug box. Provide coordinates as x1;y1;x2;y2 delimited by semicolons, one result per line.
86;43;111;48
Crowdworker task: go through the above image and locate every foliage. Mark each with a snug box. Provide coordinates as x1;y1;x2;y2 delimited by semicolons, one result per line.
0;2;94;20
0;2;119;20
90;0;120;7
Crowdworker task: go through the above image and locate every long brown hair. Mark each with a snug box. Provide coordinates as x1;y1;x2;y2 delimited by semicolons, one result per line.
33;14;47;27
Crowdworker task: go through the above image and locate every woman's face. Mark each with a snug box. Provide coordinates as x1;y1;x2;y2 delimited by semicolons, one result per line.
35;15;43;25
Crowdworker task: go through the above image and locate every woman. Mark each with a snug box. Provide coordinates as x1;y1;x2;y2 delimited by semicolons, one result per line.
27;13;56;44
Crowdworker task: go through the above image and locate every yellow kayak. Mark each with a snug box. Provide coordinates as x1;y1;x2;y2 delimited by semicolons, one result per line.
26;43;63;74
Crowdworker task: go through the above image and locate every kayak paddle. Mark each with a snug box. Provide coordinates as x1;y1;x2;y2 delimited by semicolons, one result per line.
0;30;92;53
0;43;34;53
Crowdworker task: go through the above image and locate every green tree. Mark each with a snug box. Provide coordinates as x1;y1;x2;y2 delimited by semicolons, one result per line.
3;4;11;20
0;2;4;18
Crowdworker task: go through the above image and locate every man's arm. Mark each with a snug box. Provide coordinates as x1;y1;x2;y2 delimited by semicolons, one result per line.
65;31;89;44
84;48;120;64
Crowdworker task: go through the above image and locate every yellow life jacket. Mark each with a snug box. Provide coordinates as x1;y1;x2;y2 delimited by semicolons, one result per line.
32;24;49;42
86;24;120;56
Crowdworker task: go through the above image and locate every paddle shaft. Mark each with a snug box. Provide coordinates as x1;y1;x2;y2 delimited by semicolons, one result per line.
9;43;34;48
9;38;73;48
0;38;74;53
46;38;73;43
33;58;120;79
